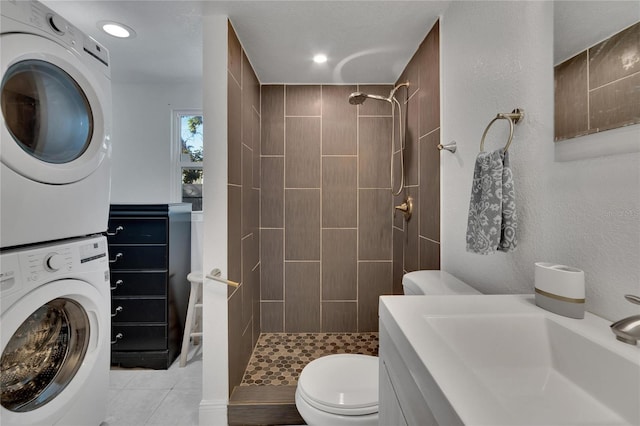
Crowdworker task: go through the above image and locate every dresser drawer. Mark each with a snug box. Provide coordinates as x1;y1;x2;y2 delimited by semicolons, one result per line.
107;218;168;244
111;271;167;296
111;298;167;323
111;325;167;351
108;245;167;270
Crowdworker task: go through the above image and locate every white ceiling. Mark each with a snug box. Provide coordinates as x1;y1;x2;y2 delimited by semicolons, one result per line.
42;1;450;85
40;1;640;85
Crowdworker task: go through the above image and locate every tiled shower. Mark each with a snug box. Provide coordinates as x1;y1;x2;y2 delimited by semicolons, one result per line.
227;19;441;393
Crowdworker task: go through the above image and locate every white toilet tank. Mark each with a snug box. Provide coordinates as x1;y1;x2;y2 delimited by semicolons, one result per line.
402;270;480;295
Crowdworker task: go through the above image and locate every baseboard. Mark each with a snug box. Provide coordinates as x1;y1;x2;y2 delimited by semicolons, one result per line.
199;398;228;425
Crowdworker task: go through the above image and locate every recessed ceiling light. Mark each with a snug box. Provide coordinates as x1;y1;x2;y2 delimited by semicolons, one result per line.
98;21;136;39
313;54;328;64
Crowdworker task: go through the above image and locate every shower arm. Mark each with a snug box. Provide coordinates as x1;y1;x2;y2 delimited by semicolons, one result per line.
389;81;410;101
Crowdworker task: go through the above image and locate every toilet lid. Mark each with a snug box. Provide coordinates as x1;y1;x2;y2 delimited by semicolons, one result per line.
297;354;379;415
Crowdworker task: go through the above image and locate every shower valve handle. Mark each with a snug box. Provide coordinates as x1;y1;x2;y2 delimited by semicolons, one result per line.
394;196;413;221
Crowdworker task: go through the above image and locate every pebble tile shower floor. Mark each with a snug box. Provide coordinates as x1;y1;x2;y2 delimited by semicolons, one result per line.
241;333;379;386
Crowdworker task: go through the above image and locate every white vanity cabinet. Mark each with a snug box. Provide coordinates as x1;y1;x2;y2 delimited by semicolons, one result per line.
379;323;450;426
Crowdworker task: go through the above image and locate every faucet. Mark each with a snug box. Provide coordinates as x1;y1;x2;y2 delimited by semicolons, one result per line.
610;295;640;345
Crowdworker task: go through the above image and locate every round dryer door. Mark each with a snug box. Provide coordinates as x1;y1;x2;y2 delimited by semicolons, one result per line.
1;298;89;412
0;33;109;184
0;279;105;424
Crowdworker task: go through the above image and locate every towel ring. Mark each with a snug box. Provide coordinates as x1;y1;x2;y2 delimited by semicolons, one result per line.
480;108;524;153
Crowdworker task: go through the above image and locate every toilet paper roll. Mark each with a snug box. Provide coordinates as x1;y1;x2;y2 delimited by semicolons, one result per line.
534;262;585;301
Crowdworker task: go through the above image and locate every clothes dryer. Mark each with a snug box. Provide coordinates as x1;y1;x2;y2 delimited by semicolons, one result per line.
1;0;112;249
0;235;110;425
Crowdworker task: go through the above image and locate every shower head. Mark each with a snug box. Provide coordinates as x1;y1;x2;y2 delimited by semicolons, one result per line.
348;83;410;106
348;92;369;105
348;91;391;105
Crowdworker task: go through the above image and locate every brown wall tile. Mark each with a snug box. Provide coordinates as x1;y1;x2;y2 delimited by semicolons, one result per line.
227;21;241;85
251;266;261;348
322;302;357;332
285;117;321;188
261;301;284;332
228;73;242;185
322;229;357;300
404;188;419;273
590;72;640;131
393;227;404;295
397;51;420;101
419;237;440;270
242;145;253;237
359;117;392;189
419;21;440;137
261;229;283;300
261;85;284;155
285;189;320;260
285;262;321;332
252;111;261;189
358;85;393;116
242;51;257;149
228;185;242;283
420;130;440;242
286;85;321;116
250;188;260;240
227;289;244;392
322;157;357;228
392;164;404;230
261;157;284;228
589;22;640;88
404;95;419;186
322;85;357;155
358;189;392;260
358;262;392;332
554;52;589;141
242;235;255;326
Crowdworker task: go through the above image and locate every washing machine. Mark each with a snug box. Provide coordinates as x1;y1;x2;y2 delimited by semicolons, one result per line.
0;234;110;426
1;0;112;249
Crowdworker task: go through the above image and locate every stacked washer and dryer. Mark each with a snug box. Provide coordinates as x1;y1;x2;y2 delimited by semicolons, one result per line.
1;1;112;425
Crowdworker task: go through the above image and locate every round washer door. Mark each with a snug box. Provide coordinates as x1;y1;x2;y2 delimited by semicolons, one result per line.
0;33;109;184
0;279;105;425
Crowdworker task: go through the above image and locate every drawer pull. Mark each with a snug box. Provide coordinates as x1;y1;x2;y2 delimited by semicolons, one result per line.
106;225;124;236
110;279;124;291
111;333;123;344
109;252;123;263
111;306;123;317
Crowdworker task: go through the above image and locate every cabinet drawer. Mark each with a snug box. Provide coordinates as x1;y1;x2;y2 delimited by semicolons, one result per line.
108;245;167;270
111;325;167;351
111;271;167;296
107;218;167;244
111;298;166;323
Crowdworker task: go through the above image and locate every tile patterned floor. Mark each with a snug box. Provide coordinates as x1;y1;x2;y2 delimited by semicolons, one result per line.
241;333;379;386
103;346;202;426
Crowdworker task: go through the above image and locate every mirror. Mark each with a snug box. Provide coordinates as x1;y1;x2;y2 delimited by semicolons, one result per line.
553;1;639;142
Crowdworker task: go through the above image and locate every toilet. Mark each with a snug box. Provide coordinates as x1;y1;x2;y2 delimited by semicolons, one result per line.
294;270;480;425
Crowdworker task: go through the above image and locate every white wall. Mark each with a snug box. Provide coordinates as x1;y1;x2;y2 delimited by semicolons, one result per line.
110;82;202;203
200;15;229;426
441;1;640;321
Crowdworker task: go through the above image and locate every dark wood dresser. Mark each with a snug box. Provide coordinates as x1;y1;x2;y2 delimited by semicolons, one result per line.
107;204;191;369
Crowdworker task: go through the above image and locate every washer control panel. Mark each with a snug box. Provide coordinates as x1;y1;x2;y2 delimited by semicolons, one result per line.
0;236;108;299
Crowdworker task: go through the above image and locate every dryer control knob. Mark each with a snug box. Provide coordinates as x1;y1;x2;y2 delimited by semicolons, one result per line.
45;253;65;272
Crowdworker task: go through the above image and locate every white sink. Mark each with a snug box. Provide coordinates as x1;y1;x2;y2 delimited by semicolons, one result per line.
379;295;640;426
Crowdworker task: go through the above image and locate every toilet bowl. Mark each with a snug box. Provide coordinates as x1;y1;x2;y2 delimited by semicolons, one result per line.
295;354;379;426
295;270;479;425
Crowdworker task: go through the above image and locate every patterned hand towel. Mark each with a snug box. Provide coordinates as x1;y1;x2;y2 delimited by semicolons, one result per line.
497;151;517;252
466;149;517;254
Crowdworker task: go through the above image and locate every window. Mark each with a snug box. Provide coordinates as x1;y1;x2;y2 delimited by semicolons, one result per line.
174;110;203;211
